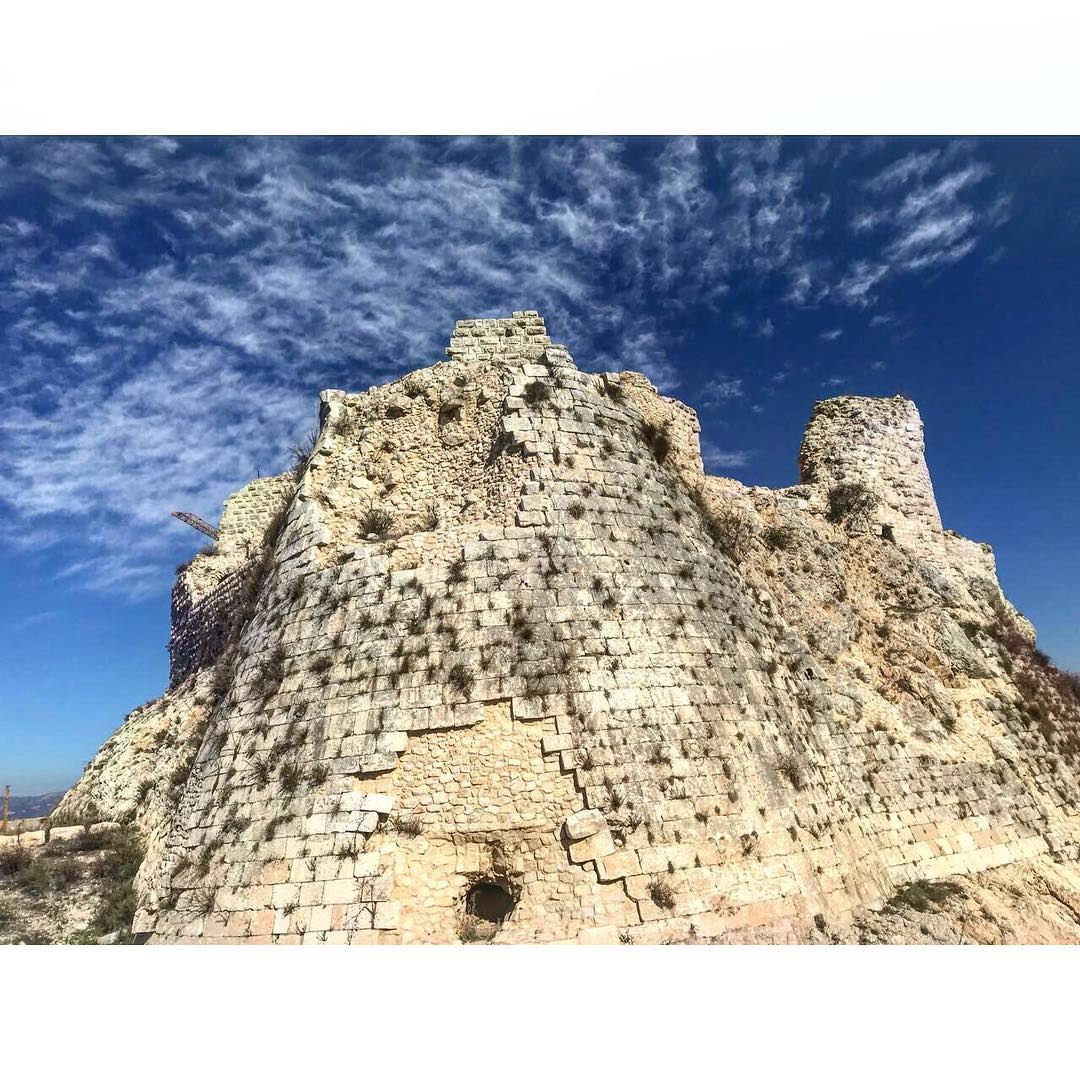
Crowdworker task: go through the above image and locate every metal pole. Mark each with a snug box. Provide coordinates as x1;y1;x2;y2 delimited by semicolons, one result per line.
2;784;8;833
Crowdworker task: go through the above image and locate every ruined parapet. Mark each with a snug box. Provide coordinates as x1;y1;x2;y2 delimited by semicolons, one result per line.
444;310;550;363
216;474;294;557
610;370;705;486
167;472;295;685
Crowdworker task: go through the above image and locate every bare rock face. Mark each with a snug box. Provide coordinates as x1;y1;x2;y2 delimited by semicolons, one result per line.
61;312;1080;944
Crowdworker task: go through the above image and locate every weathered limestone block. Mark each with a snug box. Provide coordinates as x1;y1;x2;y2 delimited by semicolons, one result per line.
360;793;395;815
373;902;401;930
542;733;573;755
564;808;606;841
595;850;642;883
568;831;616;864
577;926;622;944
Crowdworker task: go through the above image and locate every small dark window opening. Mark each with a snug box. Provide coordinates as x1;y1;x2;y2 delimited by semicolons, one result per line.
439;403;462;427
465;880;515;924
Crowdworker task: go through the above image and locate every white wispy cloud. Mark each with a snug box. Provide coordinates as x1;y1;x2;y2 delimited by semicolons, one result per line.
820;328;843;341
840;148;1004;299
698;376;745;406
835;261;890;306
701;439;751;472
0;137;1011;597
863;149;941;193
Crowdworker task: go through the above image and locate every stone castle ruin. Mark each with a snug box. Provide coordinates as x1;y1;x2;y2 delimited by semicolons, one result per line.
56;312;1080;943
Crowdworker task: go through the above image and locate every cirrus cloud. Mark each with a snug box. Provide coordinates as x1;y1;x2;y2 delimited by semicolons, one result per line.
0;136;1009;597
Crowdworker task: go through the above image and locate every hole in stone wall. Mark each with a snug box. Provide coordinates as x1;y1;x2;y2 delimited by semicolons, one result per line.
465;880;516;924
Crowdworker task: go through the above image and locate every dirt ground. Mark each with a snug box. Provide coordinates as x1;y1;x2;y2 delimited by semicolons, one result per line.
0;826;138;945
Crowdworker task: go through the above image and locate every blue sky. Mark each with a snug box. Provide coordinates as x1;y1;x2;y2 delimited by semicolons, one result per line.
1;136;1077;794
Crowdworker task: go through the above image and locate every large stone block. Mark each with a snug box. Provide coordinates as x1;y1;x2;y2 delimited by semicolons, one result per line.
568;830;616;864
596;850;642;883
373;901;400;929
360;793;394;815
577;926;623;944
564;808;606;841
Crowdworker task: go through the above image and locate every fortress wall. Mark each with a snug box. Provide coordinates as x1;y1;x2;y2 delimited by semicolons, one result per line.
138;330;666;941
166;474;295;686
124;318;1080;945
33;309;1054;944
167;562;254;686
299;372;533;559
349;702;640;942
257;313;558;579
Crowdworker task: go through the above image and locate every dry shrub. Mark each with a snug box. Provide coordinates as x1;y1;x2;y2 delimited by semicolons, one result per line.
640;420;672;465
762;524;796;551
647;877;676;909
989;602;1080;756
706;507;755;562
826;482;878;525
456;913;498;943
777;753;807;790
359;506;395;539
0;843;33;876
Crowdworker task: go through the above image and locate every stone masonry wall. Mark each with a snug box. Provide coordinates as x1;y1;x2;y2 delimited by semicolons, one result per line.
167;474;295;685
70;312;1080;944
217;474;295;557
168;562;256;686
796;394;1030;633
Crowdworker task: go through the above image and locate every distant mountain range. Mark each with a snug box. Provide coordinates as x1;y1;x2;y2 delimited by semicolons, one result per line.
5;792;65;820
